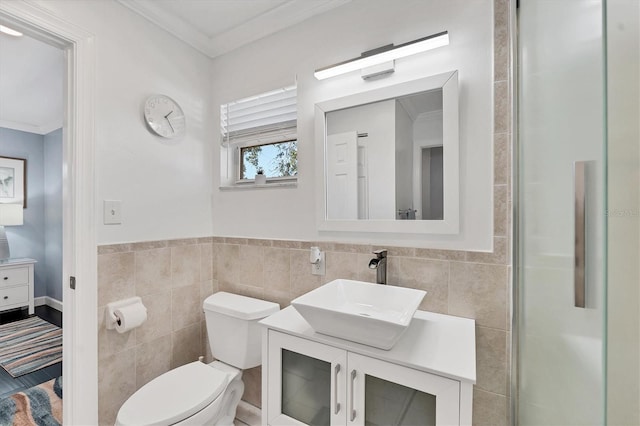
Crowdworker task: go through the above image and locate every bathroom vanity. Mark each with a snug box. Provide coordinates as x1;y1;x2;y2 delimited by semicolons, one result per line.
261;307;476;426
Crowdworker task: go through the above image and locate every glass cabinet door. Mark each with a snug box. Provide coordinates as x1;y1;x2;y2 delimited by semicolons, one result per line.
364;375;436;426
267;331;347;426
347;353;460;426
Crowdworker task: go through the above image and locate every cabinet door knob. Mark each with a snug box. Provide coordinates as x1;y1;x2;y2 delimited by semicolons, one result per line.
3;296;8;300
3;277;7;280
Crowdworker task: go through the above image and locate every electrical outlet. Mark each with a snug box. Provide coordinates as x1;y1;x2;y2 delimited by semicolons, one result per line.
311;252;326;276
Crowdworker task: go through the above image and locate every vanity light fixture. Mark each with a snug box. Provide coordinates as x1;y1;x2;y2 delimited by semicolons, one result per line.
314;31;449;80
0;25;23;37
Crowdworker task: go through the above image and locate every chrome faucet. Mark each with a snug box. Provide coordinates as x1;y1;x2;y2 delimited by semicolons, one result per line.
368;249;388;285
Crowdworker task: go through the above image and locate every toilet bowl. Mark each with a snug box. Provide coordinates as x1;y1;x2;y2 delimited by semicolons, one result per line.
115;292;279;426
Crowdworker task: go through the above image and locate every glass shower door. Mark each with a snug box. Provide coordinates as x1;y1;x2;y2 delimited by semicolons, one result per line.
517;0;607;424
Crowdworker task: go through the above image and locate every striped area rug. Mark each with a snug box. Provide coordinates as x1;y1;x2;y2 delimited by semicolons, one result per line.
0;377;63;426
0;317;62;377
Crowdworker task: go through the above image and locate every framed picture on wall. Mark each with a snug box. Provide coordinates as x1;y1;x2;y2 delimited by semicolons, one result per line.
0;156;26;208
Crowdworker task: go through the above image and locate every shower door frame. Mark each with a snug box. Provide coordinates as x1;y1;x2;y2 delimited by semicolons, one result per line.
510;0;520;422
511;0;610;424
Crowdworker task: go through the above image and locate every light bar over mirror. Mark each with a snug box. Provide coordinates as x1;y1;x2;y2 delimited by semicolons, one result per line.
314;31;449;80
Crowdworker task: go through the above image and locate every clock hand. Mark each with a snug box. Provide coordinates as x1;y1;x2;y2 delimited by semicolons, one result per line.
166;117;175;133
164;110;175;133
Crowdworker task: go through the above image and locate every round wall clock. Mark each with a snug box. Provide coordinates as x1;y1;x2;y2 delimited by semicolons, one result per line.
143;94;186;138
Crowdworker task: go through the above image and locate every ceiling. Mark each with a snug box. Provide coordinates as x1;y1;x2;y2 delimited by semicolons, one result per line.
0;0;349;134
0;32;64;135
399;90;443;120
118;0;350;58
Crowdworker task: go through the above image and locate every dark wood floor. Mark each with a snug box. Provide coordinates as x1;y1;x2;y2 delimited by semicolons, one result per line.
0;305;63;399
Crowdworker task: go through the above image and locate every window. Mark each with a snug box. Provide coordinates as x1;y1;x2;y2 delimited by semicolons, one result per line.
220;85;297;186
240;140;297;179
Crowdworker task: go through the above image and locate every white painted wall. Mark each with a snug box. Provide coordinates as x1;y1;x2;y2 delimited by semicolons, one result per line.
395;102;414;217
44;128;63;302
211;0;493;250
413;111;444;220
413;112;444;148
33;0;214;244
30;0;492;249
0;128;46;296
327;100;396;219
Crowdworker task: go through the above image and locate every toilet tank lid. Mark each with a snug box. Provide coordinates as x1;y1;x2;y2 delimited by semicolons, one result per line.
204;292;280;320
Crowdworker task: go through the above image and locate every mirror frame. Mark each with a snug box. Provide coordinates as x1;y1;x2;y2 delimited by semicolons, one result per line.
315;70;459;234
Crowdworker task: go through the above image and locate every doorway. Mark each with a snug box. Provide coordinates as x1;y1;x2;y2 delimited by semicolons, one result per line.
0;2;98;424
0;26;64;408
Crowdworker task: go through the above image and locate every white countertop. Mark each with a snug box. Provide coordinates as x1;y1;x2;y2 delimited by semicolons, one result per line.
261;306;476;383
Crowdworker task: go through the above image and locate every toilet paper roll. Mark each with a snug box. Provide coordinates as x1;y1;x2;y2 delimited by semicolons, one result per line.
114;302;147;333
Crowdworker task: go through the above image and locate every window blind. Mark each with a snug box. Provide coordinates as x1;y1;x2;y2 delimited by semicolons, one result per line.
221;85;297;146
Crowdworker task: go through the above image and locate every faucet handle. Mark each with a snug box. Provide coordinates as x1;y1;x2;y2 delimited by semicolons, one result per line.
372;249;387;258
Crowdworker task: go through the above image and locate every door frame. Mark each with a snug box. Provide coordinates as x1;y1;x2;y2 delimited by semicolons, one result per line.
0;1;97;424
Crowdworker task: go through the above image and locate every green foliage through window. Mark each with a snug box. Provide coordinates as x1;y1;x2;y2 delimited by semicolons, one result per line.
240;140;298;180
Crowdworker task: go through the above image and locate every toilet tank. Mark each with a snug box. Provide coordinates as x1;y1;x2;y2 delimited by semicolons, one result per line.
203;292;279;369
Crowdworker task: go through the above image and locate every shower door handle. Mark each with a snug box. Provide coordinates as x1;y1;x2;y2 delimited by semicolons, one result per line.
574;161;586;308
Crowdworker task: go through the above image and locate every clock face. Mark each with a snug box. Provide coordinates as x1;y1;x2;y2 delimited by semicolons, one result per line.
143;95;186;138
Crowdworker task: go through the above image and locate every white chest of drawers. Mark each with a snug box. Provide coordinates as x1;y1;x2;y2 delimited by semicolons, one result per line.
0;258;36;315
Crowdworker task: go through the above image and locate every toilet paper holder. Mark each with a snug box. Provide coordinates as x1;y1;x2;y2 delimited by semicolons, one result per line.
105;297;144;330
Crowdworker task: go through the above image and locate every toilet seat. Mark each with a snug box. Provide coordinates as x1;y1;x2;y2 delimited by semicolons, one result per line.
116;362;229;426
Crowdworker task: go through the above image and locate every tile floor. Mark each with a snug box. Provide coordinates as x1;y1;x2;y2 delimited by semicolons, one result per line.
0;305;63;399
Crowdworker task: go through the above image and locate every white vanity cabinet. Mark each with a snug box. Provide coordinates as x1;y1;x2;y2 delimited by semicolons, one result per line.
0;258;36;315
261;307;476;426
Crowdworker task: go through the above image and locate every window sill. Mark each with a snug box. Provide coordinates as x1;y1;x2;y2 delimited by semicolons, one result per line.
219;180;298;191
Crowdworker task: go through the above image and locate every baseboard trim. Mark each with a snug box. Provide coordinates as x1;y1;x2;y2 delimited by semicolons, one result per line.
237;400;261;426
34;296;63;312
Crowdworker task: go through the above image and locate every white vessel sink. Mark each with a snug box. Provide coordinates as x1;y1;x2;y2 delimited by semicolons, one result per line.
291;279;426;350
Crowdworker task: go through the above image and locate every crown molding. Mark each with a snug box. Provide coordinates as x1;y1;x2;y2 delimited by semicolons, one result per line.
117;0;212;56
39;120;63;135
0;118;62;135
208;0;350;58
117;0;350;59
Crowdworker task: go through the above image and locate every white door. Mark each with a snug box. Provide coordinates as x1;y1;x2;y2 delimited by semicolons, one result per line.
326;131;358;220
347;353;460;426
267;331;348;426
356;140;369;220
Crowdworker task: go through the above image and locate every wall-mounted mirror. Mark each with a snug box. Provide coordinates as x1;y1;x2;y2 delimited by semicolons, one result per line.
315;71;459;234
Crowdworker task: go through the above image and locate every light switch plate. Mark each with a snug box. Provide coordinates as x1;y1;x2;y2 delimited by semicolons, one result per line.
103;200;122;225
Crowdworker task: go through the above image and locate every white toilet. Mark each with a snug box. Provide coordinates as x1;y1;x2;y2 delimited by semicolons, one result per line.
115;292;279;426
